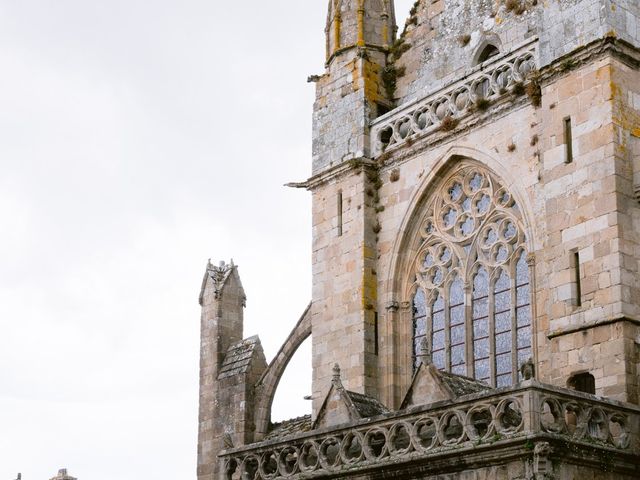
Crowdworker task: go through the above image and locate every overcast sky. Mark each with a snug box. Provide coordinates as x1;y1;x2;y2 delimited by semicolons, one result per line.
0;1;414;479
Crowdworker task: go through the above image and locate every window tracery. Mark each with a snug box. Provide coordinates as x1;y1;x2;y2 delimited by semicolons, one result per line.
411;165;532;387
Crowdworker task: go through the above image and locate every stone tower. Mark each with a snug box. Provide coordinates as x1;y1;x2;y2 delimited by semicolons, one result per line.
308;0;398;414
196;260;267;480
203;1;640;479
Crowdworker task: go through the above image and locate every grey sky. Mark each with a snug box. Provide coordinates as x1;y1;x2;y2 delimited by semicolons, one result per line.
0;1;414;478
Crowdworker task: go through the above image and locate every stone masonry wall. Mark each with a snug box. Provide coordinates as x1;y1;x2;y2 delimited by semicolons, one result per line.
393;0;640;106
359;54;639;408
311;167;379;415
312;50;387;174
395;0;537;105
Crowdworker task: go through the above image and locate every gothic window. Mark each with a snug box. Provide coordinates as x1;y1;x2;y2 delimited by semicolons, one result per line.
476;44;500;64
411;166;532;387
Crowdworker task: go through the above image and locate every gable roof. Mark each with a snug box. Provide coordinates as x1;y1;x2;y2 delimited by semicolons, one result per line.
401;361;492;409
218;335;261;379
347;390;389;418
265;415;313;441
439;370;492;396
312;365;389;429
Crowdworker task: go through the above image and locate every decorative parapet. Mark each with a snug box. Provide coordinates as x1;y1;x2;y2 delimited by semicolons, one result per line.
219;381;640;479
370;41;538;157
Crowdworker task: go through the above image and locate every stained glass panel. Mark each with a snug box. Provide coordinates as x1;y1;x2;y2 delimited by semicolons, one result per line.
451;325;465;344
414;289;427;317
433;350;445;370
495;291;510;314
495;311;511;333
473;318;489;338
433;330;445;350
496;353;512;375
497;374;512;387
450;305;464;326
516;284;530;307
449;183;463;201
433;310;445;331
475;360;490;380
477;194;491;214
474;338;490;359
516;306;531;328
414;317;427;337
473;268;489;297
496;332;511;354
451;345;465;366
450;278;464;305
517;327;531;349
444;208;457;227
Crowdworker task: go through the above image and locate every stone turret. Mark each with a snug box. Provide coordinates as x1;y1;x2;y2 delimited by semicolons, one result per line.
303;1;400;419
197;260;267;480
325;0;396;62
49;469;76;480
313;0;397;173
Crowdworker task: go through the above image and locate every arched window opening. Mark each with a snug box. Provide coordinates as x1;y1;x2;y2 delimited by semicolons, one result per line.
476;44;500;65
411;165;532;388
568;372;596;395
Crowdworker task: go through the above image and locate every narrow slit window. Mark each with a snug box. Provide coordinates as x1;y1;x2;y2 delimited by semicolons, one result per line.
337;191;343;237
570;250;582;307
564;117;573;163
373;311;379;356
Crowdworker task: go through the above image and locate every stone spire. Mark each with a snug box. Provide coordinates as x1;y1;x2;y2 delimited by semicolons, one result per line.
325;0;396;63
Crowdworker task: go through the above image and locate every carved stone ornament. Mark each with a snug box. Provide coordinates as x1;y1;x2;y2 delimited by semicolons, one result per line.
533;442;554;479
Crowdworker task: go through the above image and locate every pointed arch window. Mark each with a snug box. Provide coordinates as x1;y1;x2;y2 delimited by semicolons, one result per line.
411;165;532;387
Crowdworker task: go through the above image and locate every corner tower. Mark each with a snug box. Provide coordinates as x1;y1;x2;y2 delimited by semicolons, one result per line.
307;0;396;416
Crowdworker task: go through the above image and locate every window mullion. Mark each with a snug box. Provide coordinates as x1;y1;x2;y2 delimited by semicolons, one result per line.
464;285;473;378
510;268;518;385
489;275;496;387
444;291;451;372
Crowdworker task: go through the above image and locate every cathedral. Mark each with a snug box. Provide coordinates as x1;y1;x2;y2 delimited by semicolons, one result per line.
197;1;640;479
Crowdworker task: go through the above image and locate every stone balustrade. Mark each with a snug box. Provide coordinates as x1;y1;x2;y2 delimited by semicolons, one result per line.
369;42;538;157
219;381;640;479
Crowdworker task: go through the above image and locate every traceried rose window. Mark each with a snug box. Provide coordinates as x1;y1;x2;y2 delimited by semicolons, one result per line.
412;166;532;387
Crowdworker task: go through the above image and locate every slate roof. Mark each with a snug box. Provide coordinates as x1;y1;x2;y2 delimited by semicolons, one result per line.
439;370;492;396
347;390;390;417
265;415;313;441
218;335;260;379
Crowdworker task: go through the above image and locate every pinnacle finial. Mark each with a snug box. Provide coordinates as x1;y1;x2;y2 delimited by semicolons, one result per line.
417;337;432;366
332;363;341;385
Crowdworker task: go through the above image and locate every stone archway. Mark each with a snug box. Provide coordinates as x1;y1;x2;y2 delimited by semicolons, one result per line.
254;303;312;440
